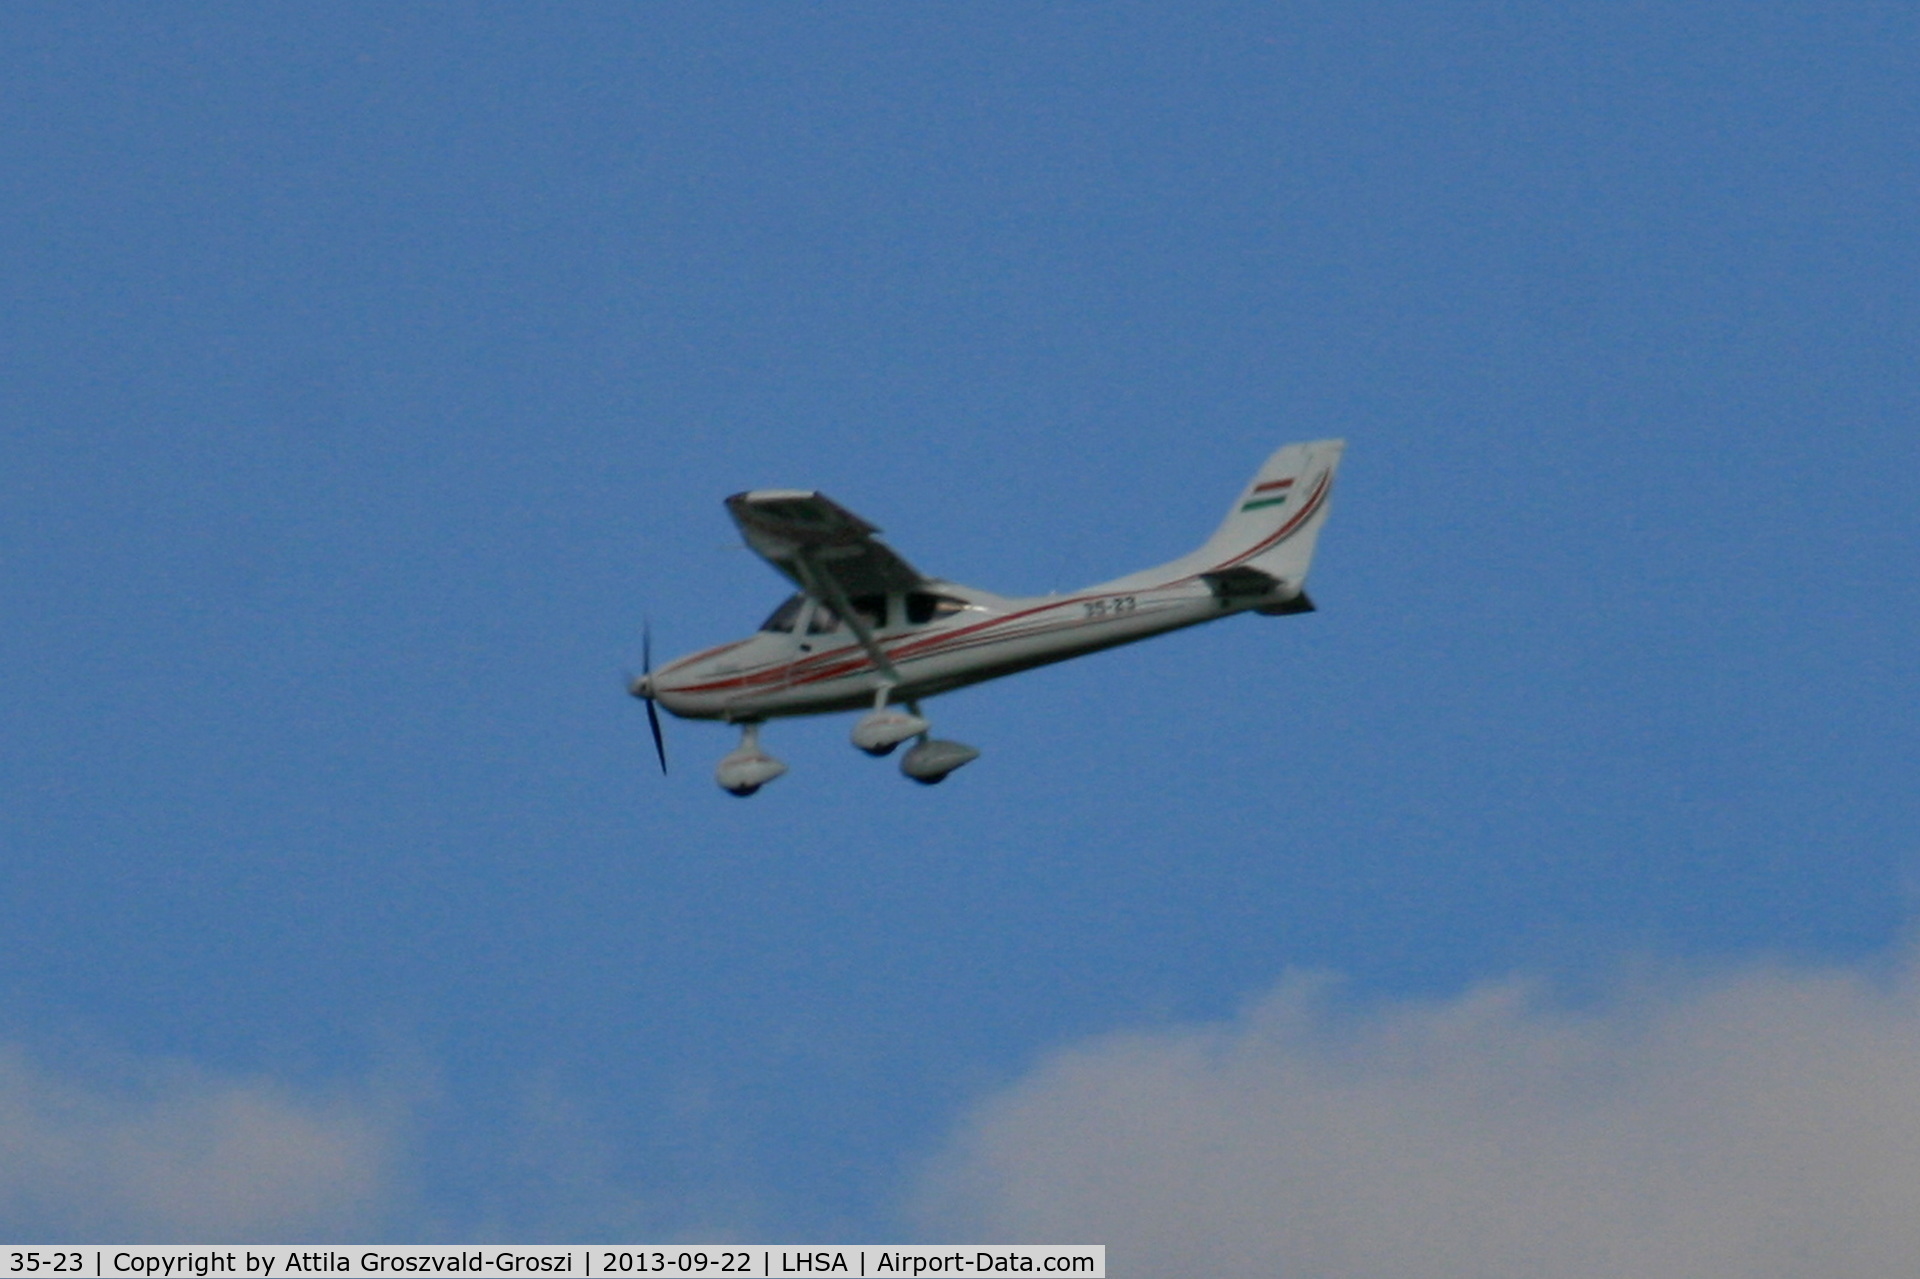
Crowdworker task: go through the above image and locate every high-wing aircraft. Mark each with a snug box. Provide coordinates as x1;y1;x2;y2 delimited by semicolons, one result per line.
631;439;1345;795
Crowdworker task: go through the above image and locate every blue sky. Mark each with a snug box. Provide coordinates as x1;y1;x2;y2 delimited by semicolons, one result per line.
3;2;1918;1257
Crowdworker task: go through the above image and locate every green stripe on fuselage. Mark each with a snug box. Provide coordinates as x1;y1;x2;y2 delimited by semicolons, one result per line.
1239;495;1290;512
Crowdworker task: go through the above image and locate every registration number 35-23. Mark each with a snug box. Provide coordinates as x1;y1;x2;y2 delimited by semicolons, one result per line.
1083;595;1137;619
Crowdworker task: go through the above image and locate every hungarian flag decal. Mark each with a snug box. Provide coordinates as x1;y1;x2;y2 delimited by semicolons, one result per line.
1239;476;1295;512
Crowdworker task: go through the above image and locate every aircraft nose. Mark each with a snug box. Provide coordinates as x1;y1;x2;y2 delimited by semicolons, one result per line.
628;673;654;699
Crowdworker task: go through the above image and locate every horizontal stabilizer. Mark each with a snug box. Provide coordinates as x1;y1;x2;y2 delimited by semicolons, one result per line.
1202;565;1282;600
1255;590;1315;616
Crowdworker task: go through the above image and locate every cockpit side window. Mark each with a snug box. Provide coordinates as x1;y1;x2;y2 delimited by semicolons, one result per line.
805;595;888;635
905;592;970;625
760;594;805;633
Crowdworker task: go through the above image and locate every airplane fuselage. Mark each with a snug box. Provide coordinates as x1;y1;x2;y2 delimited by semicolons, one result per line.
649;572;1278;723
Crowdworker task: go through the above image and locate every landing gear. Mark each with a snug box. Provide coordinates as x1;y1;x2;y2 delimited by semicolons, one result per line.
714;722;787;797
714;700;977;795
851;690;979;783
899;736;980;785
851;688;930;756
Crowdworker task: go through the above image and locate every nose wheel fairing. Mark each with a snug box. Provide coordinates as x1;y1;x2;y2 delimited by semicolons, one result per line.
715;723;788;797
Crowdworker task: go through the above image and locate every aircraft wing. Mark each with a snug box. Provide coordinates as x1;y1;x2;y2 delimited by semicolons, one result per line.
725;490;928;598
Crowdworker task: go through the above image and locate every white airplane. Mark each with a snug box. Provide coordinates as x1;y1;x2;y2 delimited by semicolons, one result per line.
631;439;1345;795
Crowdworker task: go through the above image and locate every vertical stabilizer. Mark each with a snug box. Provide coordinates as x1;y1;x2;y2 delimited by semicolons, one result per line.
1091;438;1346;598
1188;438;1345;595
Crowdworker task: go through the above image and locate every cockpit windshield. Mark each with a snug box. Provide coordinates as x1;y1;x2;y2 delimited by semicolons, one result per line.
759;594;805;633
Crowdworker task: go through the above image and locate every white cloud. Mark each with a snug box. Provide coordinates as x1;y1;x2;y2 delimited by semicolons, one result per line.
0;1046;396;1240
919;961;1920;1279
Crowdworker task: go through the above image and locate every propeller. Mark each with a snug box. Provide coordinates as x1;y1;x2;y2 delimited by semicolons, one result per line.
629;621;668;774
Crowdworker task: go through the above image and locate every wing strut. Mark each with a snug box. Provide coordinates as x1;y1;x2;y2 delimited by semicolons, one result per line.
792;549;903;692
